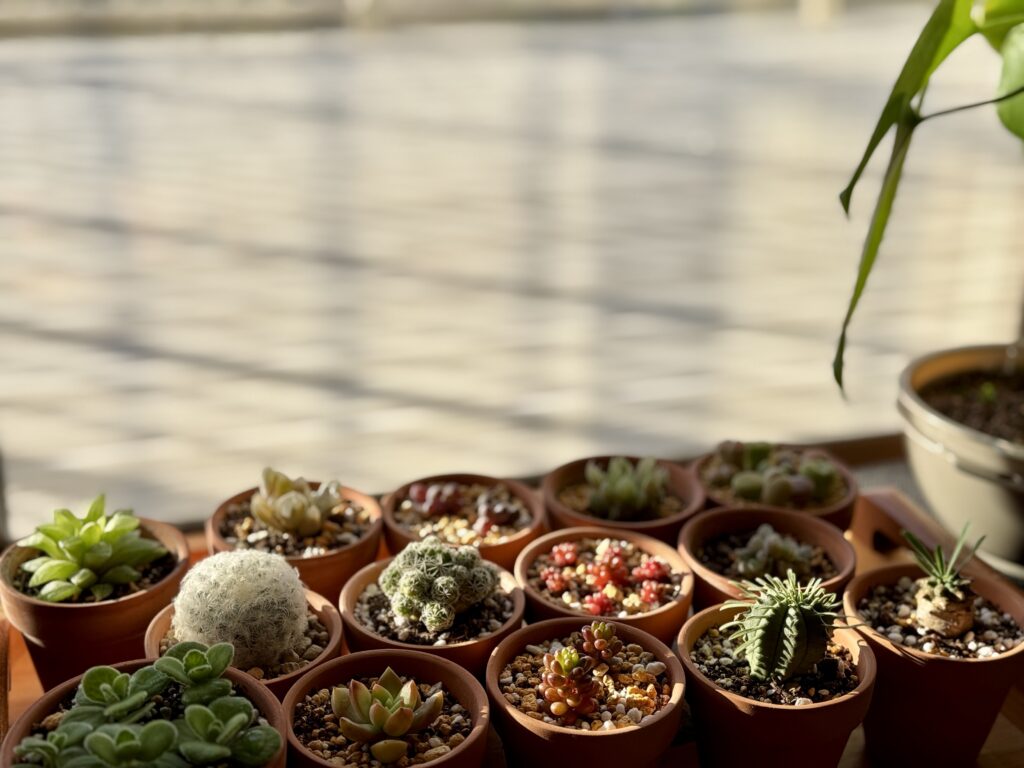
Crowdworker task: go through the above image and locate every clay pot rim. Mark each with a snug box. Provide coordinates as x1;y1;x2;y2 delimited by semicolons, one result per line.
206;483;384;564
485;616;686;738
1;658;286;766
0;517;189;611
541;456;705;533
844;562;1024;666
678;603;877;712
676;506;856;596
513;525;694;624
143;588;344;688
693;446;859;518
380;472;545;553
281;648;490;768
339;557;526;652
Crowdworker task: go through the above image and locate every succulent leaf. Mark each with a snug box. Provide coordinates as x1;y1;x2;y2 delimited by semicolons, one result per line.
583;456;668;521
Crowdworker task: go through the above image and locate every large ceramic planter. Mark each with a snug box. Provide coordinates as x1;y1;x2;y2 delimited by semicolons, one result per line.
693;446;858;530
513;526;693;644
282;649;489;768
0;659;287;767
844;563;1024;766
339;558;524;675
677;506;856;611
677;605;875;768
144;588;343;700
899;344;1024;578
206;483;382;605
485;617;685;768
382;473;546;571
542;456;704;544
0;518;189;691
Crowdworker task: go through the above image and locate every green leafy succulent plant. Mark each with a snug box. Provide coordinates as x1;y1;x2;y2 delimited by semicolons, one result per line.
708;442;839;508
16;495;168;603
583;456;668;521
249;467;344;537
153;642;236;706
176;698;282;766
721;572;840;682
537;646;600;724
378;536;499;633
330;667;444;763
12;721;93;767
735;523;815;580
62;664;170;729
55;722;185;768
903;525;985;638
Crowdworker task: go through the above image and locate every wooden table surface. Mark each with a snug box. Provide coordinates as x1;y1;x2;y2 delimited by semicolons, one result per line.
3;488;1023;766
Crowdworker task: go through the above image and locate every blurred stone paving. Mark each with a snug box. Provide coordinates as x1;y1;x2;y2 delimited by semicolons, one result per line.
2;4;1023;535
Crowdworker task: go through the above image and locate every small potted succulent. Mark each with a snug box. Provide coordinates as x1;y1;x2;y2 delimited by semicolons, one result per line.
339;537;524;674
695;441;858;528
205;468;382;604
1;642;286;767
678;573;876;768
677;506;856;610
486;617;684;766
145;550;343;699
513;526;693;644
541;455;704;543
283;649;489;768
843;527;1024;766
381;473;546;571
0;495;189;689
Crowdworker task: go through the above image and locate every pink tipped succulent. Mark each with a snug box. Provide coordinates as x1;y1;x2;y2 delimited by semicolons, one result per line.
631;558;670;582
582;592;615;616
550;542;579;567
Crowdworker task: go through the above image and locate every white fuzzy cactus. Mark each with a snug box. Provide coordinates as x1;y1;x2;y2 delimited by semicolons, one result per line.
171;550;307;670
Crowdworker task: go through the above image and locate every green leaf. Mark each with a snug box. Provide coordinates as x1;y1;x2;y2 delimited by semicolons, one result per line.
82;541;113;570
139;720;177;760
101;565;141;585
79;667;119;704
102;512;140;542
129;666;170;698
164;641;210;661
179;740;232;764
17;532;62;559
37;580;80;602
976;0;1024;50
153;657;191;686
70;568;99;589
997;25;1024;137
20;556;52;574
28;559;79;587
54;508;83;534
182;679;233;707
840;0;975;212
185;705;217;740
60;536;88;563
229;726;282;767
85;495;106;523
79;522;102;548
209;697;253;726
205;643;234;678
37;523;72;542
834;116;916;388
90;583;114;602
84;732;118;763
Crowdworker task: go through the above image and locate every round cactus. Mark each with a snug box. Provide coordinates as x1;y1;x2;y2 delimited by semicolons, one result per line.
379;537;499;633
171;550;307;670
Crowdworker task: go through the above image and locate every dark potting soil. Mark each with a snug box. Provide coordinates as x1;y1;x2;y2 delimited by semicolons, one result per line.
919;369;1024;443
697;530;838;581
692;626;860;705
557;484;685;522
13;551;178;604
219;497;371;557
293;676;472;766
355;584;515;645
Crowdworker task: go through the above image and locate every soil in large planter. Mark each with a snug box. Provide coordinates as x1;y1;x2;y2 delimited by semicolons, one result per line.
393;480;533;548
524;536;683;618
292;672;472;766
857;574;1024;658
696;523;838;582
497;626;672;732
919;369;1024;443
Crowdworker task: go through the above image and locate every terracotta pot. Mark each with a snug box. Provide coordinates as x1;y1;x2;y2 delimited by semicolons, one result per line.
381;473;547;571
0;518;189;691
205;483;382;605
339;558;524;675
143;588;343;700
513;526;693;644
283;649;489;768
693;446;858;529
541;456;704;544
677;506;856;611
844;563;1024;766
485;617;685;768
677;604;875;768
0;658;286;767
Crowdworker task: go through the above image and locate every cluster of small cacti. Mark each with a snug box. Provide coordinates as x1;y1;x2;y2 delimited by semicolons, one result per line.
734;523;815;579
249;467;346;538
903;525;984;638
12;643;281;768
705;441;841;507
533;538;677;617
536;621;624;724
15;495;168;603
582;457;668;521
170;550;308;670
378;537;499;633
329;667;444;763
720;571;840;681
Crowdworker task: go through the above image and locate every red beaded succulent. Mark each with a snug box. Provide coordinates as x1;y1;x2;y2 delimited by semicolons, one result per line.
582;592;615;616
586;553;629;589
537;646;600;725
540;565;568;593
631;557;670;582
639;579;663;606
550;542;578;567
